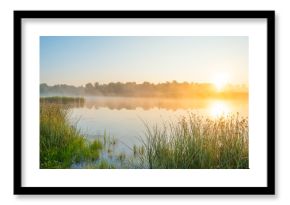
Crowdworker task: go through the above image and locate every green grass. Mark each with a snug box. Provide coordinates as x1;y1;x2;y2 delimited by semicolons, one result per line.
40;96;85;106
136;113;248;169
40;102;102;168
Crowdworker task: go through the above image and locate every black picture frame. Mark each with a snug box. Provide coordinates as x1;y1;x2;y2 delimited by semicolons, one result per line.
14;10;275;195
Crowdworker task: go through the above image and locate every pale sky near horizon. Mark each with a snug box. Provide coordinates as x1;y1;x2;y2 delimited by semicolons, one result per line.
40;36;248;86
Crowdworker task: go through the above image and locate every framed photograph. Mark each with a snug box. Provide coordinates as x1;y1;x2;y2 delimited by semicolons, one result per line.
14;10;275;195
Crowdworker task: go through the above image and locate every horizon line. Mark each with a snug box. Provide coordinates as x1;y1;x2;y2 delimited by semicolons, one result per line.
40;81;248;87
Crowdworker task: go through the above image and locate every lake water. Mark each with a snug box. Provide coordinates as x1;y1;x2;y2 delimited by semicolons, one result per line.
68;97;248;162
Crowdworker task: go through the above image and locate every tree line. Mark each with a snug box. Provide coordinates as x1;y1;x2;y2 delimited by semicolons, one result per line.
40;81;248;99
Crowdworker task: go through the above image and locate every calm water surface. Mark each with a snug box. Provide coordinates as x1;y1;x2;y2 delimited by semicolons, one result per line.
68;97;248;160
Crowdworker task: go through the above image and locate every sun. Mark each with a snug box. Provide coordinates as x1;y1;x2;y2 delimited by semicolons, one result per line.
213;74;228;91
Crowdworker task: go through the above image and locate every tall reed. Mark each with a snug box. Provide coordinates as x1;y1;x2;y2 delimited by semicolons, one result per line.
136;113;248;169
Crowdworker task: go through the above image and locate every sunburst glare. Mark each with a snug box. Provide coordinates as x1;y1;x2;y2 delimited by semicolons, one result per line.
213;74;229;91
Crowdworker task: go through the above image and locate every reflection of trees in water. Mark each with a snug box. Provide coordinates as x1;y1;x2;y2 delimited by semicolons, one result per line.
83;98;208;110
41;96;248;112
81;97;247;111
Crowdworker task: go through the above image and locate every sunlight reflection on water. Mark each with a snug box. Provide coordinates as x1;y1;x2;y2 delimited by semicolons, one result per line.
68;97;248;159
209;100;230;117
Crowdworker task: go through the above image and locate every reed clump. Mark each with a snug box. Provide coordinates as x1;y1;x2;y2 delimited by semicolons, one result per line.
137;113;248;169
40;103;102;168
40;96;85;106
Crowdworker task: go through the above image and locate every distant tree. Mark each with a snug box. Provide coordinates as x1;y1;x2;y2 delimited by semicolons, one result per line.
40;81;248;98
40;83;49;94
85;83;93;89
94;82;99;88
85;83;94;95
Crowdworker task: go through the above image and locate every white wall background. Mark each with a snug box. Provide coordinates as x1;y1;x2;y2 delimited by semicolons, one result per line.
0;0;286;204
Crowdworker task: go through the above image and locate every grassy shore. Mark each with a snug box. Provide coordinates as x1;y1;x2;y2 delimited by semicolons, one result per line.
40;96;248;169
40;96;85;106
135;113;248;169
40;102;102;168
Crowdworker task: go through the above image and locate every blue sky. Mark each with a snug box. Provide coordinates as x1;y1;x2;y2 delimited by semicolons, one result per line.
40;36;248;86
